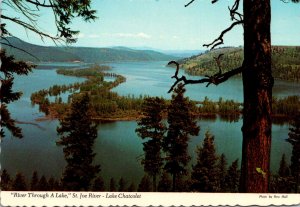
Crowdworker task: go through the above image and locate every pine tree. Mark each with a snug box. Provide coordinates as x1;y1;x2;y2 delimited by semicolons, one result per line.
1;169;12;190
30;171;39;191
57;94;100;191
92;176;105;191
138;175;152;192
136;97;166;192
127;182;136;192
0;50;32;139
190;131;219;192
38;175;49;191
109;178;116;191
278;154;290;177
286;114;300;193
157;172;172;192
48;177;56;191
270;155;288;193
224;159;240;192
12;172;27;191
270;154;292;193
217;153;227;192
164;83;200;191
118;177;127;191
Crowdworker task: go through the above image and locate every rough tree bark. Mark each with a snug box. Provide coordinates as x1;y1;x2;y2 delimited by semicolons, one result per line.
240;0;273;192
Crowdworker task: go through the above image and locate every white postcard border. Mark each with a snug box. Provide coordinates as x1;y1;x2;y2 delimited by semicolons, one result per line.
1;191;300;206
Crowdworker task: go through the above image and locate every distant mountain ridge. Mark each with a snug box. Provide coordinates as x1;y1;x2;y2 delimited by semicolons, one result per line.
1;37;175;63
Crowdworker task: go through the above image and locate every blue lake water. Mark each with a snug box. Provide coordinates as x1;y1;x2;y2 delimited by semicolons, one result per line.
1;61;299;187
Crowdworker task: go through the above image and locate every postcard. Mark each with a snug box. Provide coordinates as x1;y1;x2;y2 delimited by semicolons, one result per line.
1;0;299;206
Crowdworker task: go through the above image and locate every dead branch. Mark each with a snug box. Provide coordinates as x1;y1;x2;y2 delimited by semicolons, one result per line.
203;20;243;50
185;0;220;7
171;0;244;93
229;0;243;21
24;0;53;8
184;0;195;7
167;61;243;93
1;15;62;43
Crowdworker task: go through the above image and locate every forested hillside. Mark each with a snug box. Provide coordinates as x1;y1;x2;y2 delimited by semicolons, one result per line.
1;37;175;63
179;46;300;82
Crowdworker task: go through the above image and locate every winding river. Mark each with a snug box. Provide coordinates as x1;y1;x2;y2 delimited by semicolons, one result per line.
1;61;299;186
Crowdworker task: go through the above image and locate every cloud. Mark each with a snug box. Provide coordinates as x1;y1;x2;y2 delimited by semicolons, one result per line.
76;33;101;39
88;34;100;38
77;33;86;38
114;32;151;39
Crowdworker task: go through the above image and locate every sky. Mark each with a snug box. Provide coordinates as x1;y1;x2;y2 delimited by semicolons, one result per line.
2;0;300;50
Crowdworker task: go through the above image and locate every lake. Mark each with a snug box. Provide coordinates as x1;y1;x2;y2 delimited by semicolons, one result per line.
1;61;299;187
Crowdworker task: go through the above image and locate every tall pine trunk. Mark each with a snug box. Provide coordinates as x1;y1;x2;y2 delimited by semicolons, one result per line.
240;0;273;193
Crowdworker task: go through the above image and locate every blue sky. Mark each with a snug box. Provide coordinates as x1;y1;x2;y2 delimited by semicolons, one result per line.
3;0;300;50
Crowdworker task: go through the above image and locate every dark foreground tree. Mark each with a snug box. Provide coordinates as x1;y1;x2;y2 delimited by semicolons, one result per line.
190;131;219;192
164;84;200;191
136;97;166;192
138;175;152;192
168;0;299;192
30;171;39;191
109;178;117;192
57;94;100;191
12;172;27;191
38;175;49;191
92;176;105;191
118;177;127;191
157;172;172;192
48;176;60;191
127;182;136;192
217;153;227;192
1;169;12;190
224;159;240;192
286;114;300;193
0;50;32;139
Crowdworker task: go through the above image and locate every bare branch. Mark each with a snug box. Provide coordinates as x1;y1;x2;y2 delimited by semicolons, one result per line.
167;61;243;93
0;37;40;61
203;20;243;50
229;0;243;21
184;0;196;7
24;0;53;8
1;15;62;43
185;0;219;7
213;53;224;74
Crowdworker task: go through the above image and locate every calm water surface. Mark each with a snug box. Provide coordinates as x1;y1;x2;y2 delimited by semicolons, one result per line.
1;61;298;186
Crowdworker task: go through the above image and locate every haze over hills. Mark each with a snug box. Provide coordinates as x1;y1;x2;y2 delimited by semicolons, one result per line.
1;37;176;63
129;46;205;57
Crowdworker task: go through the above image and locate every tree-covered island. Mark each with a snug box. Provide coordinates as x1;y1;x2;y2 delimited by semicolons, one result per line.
30;64;299;122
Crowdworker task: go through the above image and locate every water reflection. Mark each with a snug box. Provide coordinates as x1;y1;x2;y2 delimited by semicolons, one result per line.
1;61;297;188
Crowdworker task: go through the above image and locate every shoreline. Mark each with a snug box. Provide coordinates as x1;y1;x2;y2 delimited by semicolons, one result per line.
34;112;293;123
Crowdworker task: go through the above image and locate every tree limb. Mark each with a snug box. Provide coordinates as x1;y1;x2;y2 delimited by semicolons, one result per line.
1;15;62;43
24;0;53;8
167;61;243;93
184;0;196;7
229;0;243;21
0;36;40;60
203;20;243;50
185;0;220;7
